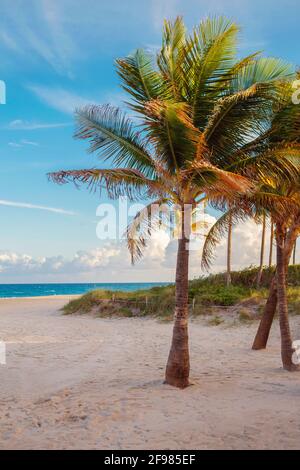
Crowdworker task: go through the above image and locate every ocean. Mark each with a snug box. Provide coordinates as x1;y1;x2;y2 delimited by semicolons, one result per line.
0;283;170;299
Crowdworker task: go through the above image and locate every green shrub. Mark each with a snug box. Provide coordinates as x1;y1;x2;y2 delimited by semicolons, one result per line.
62;266;300;318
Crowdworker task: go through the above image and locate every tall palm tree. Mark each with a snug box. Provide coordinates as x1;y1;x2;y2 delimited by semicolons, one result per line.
49;17;294;387
256;183;300;368
202;75;300;353
251;76;300;350
202;175;300;370
263;183;300;370
200;77;300;367
252;206;300;351
254;192;300;368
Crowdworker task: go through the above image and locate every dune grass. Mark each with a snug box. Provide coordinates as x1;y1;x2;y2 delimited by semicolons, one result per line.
62;266;300;320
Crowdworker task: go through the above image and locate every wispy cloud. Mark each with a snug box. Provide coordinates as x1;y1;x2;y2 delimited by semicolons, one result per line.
28;84;128;115
0;0;77;75
8;142;22;148
0;30;20;52
28;85;95;114
8;139;39;148
0;0;152;76
20;139;39;146
38;0;76;74
0;199;76;216
7;119;71;130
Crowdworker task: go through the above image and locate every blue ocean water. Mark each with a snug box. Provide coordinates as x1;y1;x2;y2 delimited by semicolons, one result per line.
0;283;169;299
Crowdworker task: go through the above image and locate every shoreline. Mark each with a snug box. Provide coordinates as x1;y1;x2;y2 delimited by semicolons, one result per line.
0;294;80;301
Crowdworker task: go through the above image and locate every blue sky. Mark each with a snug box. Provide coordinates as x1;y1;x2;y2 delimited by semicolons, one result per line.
0;0;299;283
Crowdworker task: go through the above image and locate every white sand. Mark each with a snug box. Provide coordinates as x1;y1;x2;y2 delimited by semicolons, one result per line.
0;296;300;450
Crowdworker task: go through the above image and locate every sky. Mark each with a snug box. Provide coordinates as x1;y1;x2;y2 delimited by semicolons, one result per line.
0;0;299;283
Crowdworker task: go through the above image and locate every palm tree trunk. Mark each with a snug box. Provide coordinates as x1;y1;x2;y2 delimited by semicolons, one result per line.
252;275;277;350
226;213;232;287
269;220;274;268
276;223;299;371
165;205;191;388
293;239;297;265
252;227;297;351
256;213;266;288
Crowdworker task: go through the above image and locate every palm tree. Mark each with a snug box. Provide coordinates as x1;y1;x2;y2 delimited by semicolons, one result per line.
265;184;300;369
202;75;300;353
200;77;300;366
203;178;300;369
253;193;300;368
251;77;300;350
49;17;294;387
252;206;300;352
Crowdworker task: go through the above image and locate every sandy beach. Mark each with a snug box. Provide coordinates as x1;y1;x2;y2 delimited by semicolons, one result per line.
0;296;300;450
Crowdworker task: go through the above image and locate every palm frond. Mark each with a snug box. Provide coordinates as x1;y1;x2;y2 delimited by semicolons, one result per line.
187;162;252;198
116;49;163;112
227;142;300;183
126;198;170;263
270;82;300;143
230;57;293;93
48;168;166;201
203;58;294;165
249;190;300;221
221;51;262;83
143;99;199;170
74;105;157;178
204;83;276;165
157;17;187;100
185;16;239;127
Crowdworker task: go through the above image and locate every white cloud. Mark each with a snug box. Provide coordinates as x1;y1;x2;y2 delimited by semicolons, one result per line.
20;139;39;146
0;0;269;79
8;139;39;148
28;85;127;115
38;0;76;73
161;216;277;277
0;199;76;216
28;85;95;114
0;246;126;277
0;0;153;75
0;0;77;75
0;218;286;283
8;142;22;148
7;119;71;130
